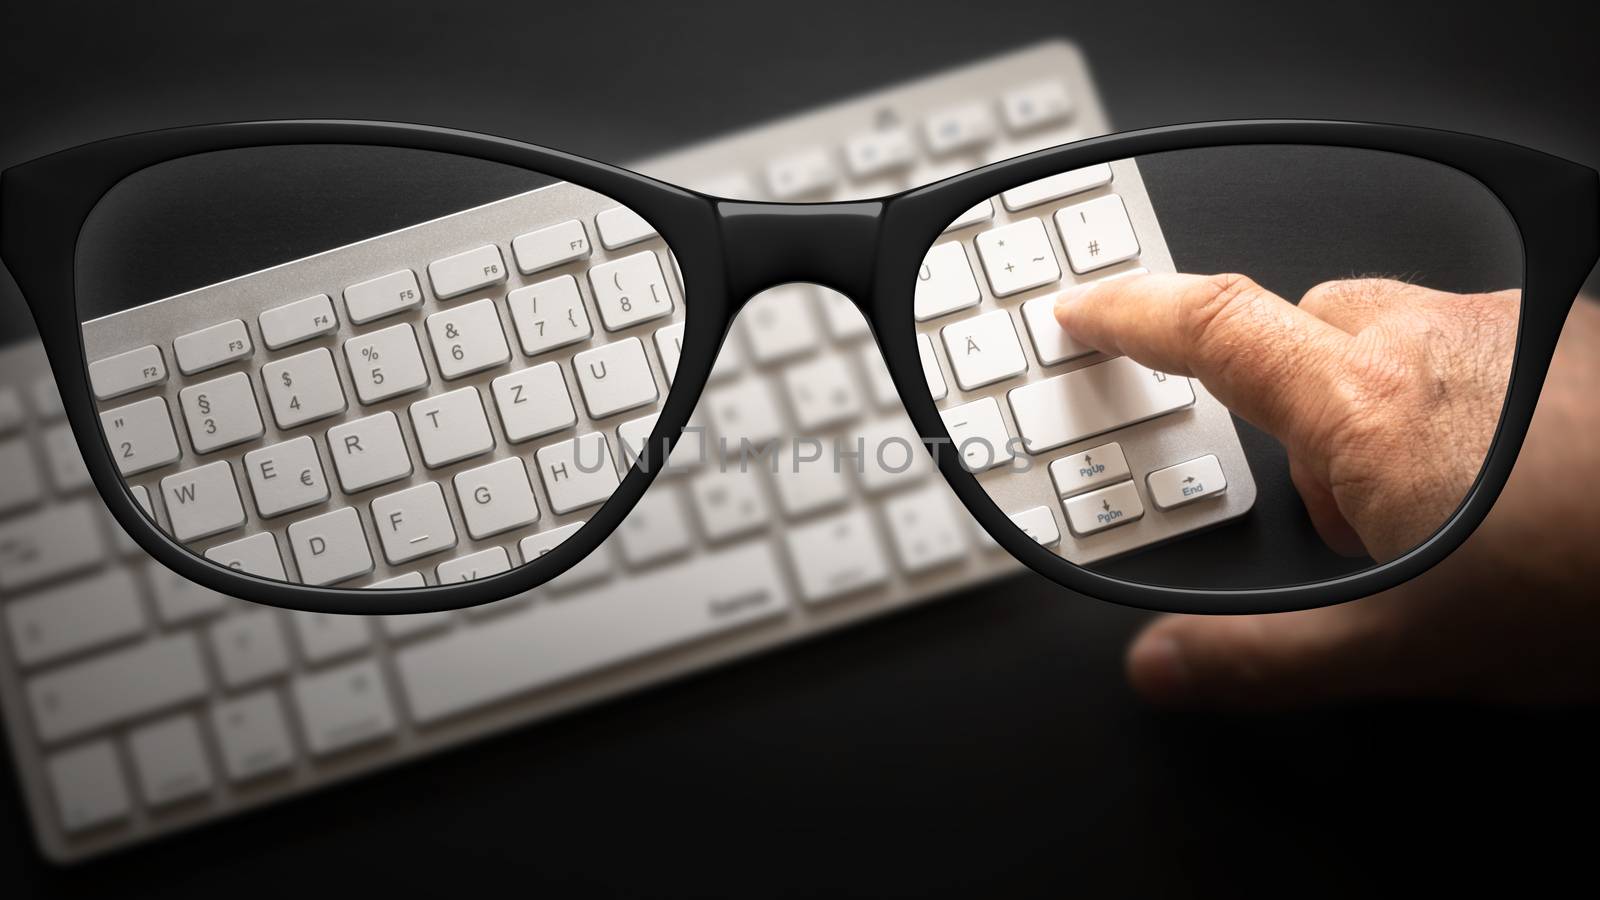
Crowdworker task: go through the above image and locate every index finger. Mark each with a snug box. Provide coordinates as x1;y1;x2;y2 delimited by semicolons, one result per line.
1052;272;1353;446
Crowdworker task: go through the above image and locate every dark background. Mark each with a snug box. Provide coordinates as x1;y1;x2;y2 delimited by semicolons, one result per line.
1;0;1597;895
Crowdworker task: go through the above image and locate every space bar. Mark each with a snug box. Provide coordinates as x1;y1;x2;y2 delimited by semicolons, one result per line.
396;541;790;725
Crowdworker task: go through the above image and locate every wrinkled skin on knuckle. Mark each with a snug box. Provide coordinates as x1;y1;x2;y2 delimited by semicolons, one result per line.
1185;274;1296;391
1318;287;1520;560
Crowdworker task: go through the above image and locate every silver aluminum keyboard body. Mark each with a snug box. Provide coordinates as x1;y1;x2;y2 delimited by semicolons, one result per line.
1;40;1251;861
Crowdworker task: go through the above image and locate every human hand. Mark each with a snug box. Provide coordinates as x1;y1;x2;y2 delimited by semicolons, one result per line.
1053;275;1600;707
1055;273;1518;562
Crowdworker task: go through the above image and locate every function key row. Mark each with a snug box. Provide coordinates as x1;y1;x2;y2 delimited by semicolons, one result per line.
763;79;1076;200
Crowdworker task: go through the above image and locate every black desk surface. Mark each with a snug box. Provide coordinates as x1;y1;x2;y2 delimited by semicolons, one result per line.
2;0;1596;894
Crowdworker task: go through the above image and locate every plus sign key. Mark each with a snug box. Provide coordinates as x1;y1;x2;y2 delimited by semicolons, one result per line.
1055;193;1140;275
974;217;1061;297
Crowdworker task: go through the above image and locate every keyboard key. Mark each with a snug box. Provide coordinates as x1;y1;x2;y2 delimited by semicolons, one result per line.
491;362;577;442
379;605;453;641
453;457;540;539
1006;357;1194;454
179;371;265;453
1021;292;1096;365
289;612;373;664
944;197;996;233
781;354;864;431
344;269;422;324
174;319;253;374
344;324;430;405
130;485;156;520
259;293;337;349
203;531;289;580
128;714;213;807
161;460;246;541
741;285;820;364
409;386;495;467
1000;163;1112;212
535;432;620;514
27;633;207;743
975;217;1061;297
918;334;948;401
89;344;168;400
287;506;376;585
1062;479;1145;536
616;489;694;566
883;483;968;574
1146;455;1227;510
817;288;871;341
263;347;348;427
291;659;397;756
209;690;295;782
915;241;981;321
1000;80;1073;131
844;127;916;178
770;439;850;517
984;126;1083;165
856;344;899;410
940;397;1016;472
100;396;181;475
426;297;511;379
244;436;329;518
209;611;291;688
765;147;838;199
369;571;427;590
1008;505;1062;547
653;321;686;384
5;570;144;667
784;507;891;603
518;521;611;591
47;741;130;832
706;378;785;452
1056;193;1140;274
594;206;658;250
855;418;933;493
396;541;787;725
623;409;709;474
31;377;64;418
370;482;457;564
1049;442;1131;497
327;412;413;493
41;424;92;492
436;546;512;583
0;387;23;433
924;101;996;155
427;243;506;300
0;501;107;591
689;467;770;542
512;219;592;274
507;274;594;357
573;337;659;418
146;560;228;624
940;309;1028;390
588;250;674;331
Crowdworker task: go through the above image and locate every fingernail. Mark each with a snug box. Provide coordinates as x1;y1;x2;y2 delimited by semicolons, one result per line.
1052;284;1090;326
1127;633;1192;705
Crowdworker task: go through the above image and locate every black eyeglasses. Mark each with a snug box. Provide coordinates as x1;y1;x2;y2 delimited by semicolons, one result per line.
0;118;1593;616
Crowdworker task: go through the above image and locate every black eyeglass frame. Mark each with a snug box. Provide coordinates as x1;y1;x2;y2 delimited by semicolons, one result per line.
1;119;1594;616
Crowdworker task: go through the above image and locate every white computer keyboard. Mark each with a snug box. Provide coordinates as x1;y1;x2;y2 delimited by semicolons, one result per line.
0;40;1251;861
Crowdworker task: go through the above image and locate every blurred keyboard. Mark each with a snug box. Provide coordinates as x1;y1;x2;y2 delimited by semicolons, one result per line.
0;40;1249;861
